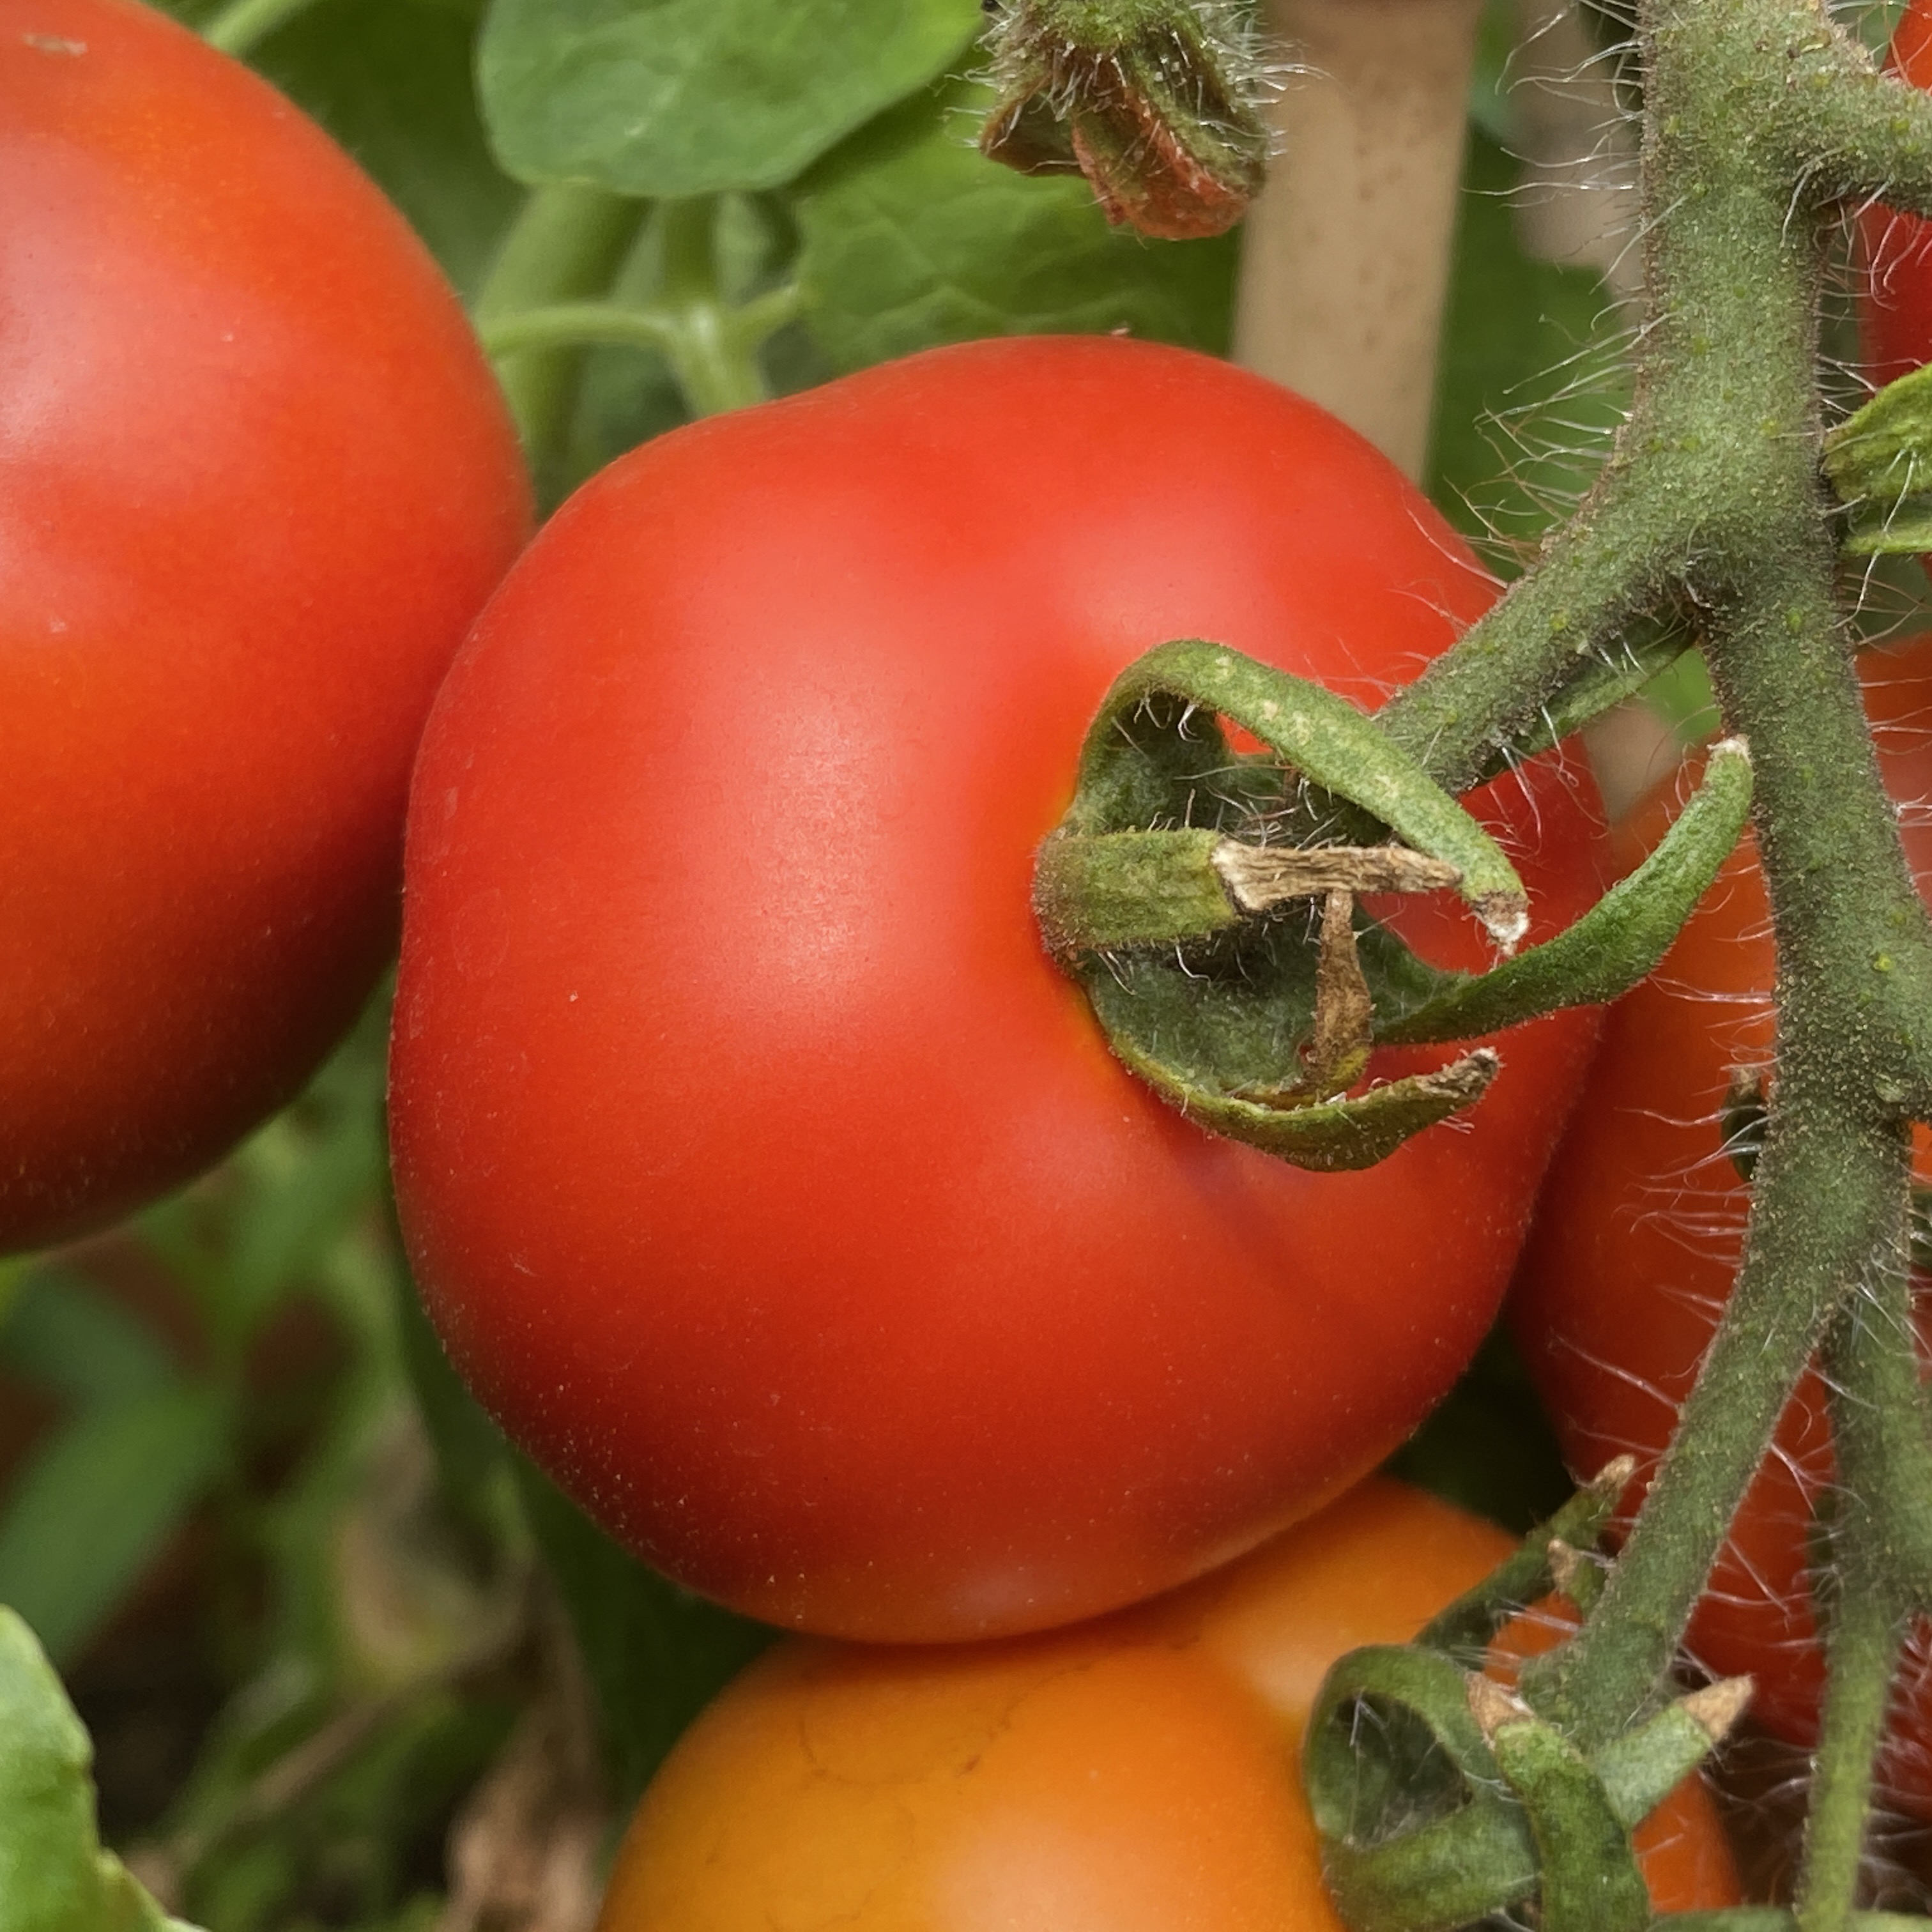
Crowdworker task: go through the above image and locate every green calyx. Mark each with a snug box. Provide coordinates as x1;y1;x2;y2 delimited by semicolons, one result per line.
978;0;1270;240
1051;640;1531;942
1303;1474;1749;1932
1036;641;1751;1173
1823;362;1932;555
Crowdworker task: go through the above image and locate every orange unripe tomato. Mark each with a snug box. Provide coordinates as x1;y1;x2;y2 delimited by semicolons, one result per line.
595;1481;1740;1931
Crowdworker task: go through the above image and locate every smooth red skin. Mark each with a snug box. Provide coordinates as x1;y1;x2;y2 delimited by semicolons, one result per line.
0;0;530;1252
392;336;1607;1644
1510;636;1932;1812
1860;0;1932;387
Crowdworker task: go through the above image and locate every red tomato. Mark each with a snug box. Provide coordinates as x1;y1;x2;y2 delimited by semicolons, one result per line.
0;0;529;1253
391;335;1607;1643
1860;0;1932;387
594;1481;1740;1932
1510;634;1932;1811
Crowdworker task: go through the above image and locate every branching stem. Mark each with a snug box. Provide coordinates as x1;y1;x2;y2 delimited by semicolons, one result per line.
1356;0;1932;1897
474;185;649;473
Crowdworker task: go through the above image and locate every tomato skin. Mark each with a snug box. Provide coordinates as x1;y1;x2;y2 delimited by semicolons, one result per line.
1508;636;1932;1808
594;1482;1740;1932
1860;0;1932;387
392;334;1607;1643
0;0;529;1252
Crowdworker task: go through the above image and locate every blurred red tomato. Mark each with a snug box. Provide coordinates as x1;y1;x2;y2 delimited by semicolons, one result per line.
1860;0;1932;388
0;0;529;1253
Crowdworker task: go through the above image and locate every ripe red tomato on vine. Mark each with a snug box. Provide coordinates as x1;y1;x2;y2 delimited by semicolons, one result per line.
1509;634;1932;1813
392;334;1611;1644
592;1482;1740;1931
0;0;529;1254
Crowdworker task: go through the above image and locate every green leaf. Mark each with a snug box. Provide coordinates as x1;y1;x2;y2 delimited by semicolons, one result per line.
512;1459;770;1807
478;0;981;197
1643;647;1721;744
1428;131;1629;561
0;1274;176;1410
0;1388;231;1666
243;0;523;298
794;77;1236;371
0;1607;202;1931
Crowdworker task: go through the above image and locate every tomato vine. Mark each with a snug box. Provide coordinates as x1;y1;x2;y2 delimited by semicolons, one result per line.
972;1;1932;1927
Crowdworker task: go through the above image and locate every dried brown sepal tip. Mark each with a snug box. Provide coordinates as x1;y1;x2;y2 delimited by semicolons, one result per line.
979;0;1271;240
1466;1671;1530;1740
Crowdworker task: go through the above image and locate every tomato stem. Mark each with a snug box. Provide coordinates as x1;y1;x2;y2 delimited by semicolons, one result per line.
652;197;782;417
1795;1460;1908;1932
1797;1202;1932;1932
200;0;323;57
1284;0;1932;1908
473;185;650;491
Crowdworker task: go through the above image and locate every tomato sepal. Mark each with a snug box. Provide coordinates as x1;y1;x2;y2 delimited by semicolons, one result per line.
1116;1033;1499;1172
1034;828;1460;954
1305;1469;1747;1932
978;0;1269;239
1377;738;1754;1046
1038;636;1552;1170
1417;1456;1636;1656
1307;1643;1541;1932
1480;1696;1652;1932
1826;361;1932;553
1057;638;1530;946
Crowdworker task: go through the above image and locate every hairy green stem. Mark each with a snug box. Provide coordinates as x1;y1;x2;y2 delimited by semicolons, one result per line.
1823;1224;1932;1604
1798;1480;1907;1932
1461;0;1932;1814
1518;1102;1900;1744
1795;1215;1930;1931
1376;485;1690;794
473;185;649;470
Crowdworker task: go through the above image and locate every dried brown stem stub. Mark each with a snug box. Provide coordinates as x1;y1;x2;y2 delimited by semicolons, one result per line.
1546;1537;1593;1602
1589;1454;1637;1499
1468;1671;1531;1740
1307;889;1374;1095
1677;1676;1754;1747
1234;887;1377;1105
979;0;1271;238
1213;839;1461;910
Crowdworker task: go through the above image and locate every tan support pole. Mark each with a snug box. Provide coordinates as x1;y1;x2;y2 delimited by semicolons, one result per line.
1232;0;1484;480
